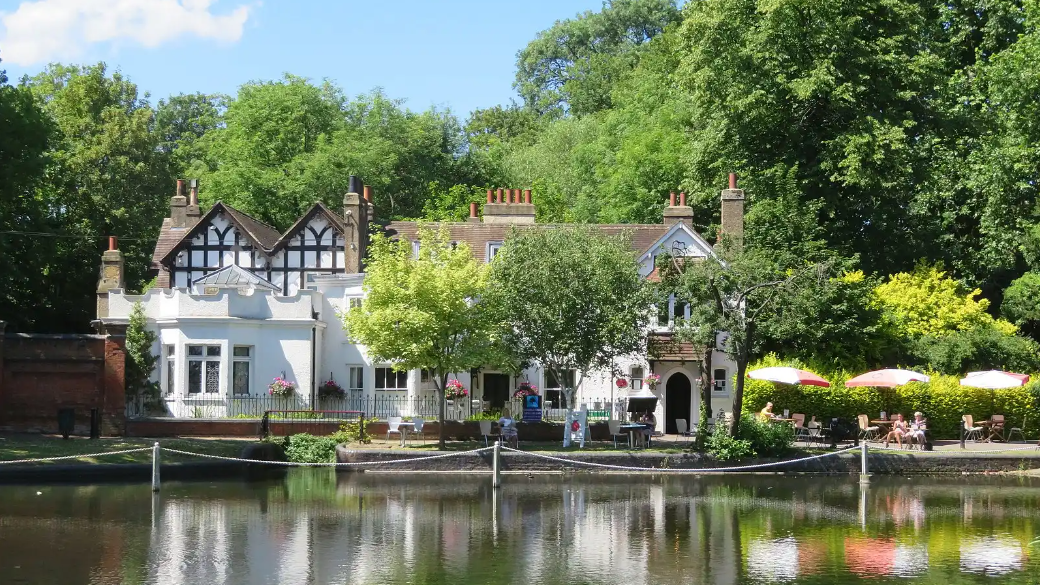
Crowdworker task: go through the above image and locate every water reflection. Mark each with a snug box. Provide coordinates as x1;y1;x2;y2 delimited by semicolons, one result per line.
0;473;1037;584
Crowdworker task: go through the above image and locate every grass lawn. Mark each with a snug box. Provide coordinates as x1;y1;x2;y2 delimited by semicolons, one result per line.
0;435;251;465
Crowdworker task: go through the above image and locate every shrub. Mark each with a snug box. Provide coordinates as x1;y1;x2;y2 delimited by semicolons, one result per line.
332;421;370;444
706;423;753;461
706;414;793;460
284;433;338;463
466;410;502;421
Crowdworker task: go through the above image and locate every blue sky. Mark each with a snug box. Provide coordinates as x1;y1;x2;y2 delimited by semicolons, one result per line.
0;0;605;116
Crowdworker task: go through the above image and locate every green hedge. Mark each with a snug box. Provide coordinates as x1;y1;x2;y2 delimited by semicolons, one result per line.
742;354;1040;439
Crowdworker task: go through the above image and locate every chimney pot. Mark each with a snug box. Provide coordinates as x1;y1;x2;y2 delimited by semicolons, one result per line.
729;173;737;190
176;179;185;197
108;236;117;251
486;189;493;204
524;189;531;204
513;188;521;204
363;185;372;202
470;202;478;218
189;185;199;206
679;192;687;207
496;188;503;204
348;175;362;194
669;192;676;207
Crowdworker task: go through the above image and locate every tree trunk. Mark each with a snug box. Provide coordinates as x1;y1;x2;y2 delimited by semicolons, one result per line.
729;325;753;438
697;346;713;449
437;372;448;450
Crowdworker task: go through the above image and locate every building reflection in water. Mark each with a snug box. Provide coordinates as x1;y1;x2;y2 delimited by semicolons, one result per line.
0;473;1038;584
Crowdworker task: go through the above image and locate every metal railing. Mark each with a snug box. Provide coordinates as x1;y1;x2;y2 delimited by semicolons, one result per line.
128;394;634;422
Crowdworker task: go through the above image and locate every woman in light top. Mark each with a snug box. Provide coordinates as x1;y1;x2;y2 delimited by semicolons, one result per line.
498;407;519;448
884;413;908;448
907;412;927;447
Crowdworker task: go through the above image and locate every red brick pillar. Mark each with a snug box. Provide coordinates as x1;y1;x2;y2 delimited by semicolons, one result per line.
101;324;127;436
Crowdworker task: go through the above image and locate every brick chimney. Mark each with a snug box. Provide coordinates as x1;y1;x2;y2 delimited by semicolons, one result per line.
185;179;202;222
663;189;694;225
483;187;535;224
170;179;188;228
343;175;369;273
96;236;125;319
720;173;745;248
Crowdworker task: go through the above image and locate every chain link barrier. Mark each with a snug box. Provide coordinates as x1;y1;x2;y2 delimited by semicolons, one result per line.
499;445;860;473
159;446;494;467
0;447;153;465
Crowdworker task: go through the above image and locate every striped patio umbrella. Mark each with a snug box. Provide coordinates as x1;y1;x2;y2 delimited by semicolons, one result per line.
747;366;831;387
846;369;930;387
960;370;1030;389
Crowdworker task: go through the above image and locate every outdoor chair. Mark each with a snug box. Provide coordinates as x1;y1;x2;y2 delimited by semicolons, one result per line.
1006;415;1026;443
792;414;809;443
675;419;694;445
478;420;499;447
412;417;425;444
857;414;880;442
387;417;404;444
963;415;984;442
989;414;1006;442
607;419;630;449
806;420;824;447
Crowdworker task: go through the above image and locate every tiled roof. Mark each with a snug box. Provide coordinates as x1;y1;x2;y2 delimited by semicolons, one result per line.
272;202;347;251
223;206;281;249
648;333;705;362
152;203;303;269
151;218;191;270
384;221;674;262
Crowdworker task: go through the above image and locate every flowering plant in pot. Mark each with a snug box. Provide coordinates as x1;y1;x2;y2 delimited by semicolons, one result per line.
513;382;538;399
319;378;345;399
645;374;661;390
268;376;297;397
444;379;468;401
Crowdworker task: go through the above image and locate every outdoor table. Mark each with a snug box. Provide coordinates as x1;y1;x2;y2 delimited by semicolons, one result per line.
871;420;892;440
982;420;1005;443
397;422;415;447
619;423;646;449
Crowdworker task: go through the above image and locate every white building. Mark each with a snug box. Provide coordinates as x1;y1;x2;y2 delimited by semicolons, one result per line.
96;177;741;433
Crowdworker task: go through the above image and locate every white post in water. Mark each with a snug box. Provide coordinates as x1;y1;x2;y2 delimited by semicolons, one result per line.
492;440;501;488
151;441;161;492
859;441;870;484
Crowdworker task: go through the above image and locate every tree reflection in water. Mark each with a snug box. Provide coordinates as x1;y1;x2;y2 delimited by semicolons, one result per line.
0;473;1037;584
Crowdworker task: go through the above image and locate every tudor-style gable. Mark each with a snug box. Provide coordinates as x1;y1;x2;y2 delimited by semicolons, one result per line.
266;202;350;296
636;221;717;279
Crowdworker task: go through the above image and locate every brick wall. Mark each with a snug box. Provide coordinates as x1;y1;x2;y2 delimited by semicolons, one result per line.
0;321;126;435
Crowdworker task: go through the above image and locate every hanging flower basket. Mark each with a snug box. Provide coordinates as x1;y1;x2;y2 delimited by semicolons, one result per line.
268;376;297;398
616;378;629;390
444;379;468;401
319;379;345;399
513;383;538;399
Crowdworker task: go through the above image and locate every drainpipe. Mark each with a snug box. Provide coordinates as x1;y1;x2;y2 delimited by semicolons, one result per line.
310;326;317;408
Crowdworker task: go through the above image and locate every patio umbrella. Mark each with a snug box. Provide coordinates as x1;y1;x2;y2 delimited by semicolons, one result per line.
846;369;929;415
960;370;1030;389
747;366;831;387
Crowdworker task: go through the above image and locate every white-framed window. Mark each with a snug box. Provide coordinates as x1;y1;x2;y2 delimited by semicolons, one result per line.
412;241;421;258
487;241;503;261
348;297;363;311
672;296;689;323
164;345;176;395
375;367;408;391
232;346;252;396
187;345;221;394
657;300;670;327
656;294;689;327
630;366;644;391
545;369;576;409
347;366;364;392
713;368;728;394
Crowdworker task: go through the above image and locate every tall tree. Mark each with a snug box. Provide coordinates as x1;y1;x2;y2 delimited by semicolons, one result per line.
515;0;680;116
155;92;227;174
486;226;654;408
20;63;172;332
0;60;52;332
343;226;502;449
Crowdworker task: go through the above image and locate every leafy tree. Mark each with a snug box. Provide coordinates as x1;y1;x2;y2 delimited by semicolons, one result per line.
465;104;541;151
344;225;501;449
0;61;52;332
154;92;227;173
666;242;826;436
20;63;172;332
515;0;680;116
874;263;1016;338
1002;271;1040;338
485;226;654;408
125;303;161;411
910;326;1040;374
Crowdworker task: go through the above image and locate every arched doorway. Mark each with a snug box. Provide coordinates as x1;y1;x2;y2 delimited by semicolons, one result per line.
665;373;692;434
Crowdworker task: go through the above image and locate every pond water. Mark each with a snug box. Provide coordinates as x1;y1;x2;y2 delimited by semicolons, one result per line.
0;472;1038;584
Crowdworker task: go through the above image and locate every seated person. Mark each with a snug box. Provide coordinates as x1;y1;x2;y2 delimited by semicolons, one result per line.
638;412;656;447
759;402;776;422
884;413;908;448
498;408;519;448
907;412;927;446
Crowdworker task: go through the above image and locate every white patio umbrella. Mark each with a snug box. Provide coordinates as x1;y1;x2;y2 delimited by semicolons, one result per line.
748;366;831;387
960;370;1030;389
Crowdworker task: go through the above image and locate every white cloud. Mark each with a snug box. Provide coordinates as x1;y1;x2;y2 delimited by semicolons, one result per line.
0;0;252;66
